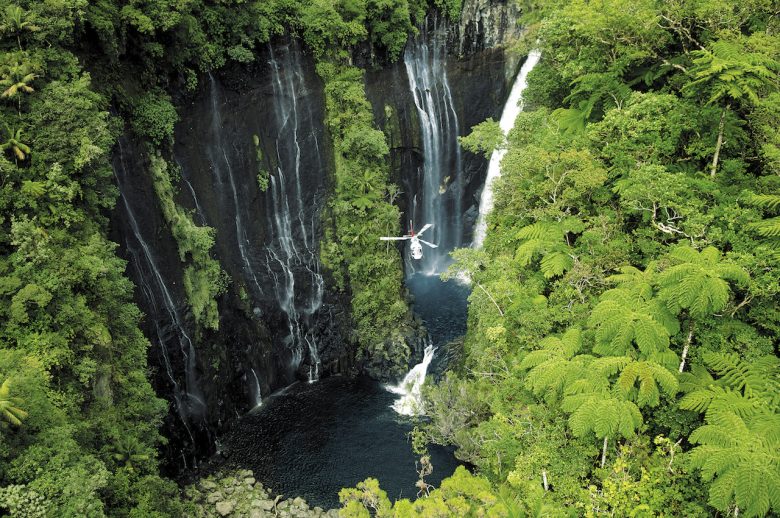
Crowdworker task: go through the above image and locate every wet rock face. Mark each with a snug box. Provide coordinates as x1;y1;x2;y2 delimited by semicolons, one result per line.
111;41;355;470
453;0;523;58
175;41;345;389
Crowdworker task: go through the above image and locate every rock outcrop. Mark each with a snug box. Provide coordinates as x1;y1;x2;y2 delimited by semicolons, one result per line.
186;470;338;518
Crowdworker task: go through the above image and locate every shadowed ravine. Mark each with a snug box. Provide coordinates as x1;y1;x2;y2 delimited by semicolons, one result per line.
210;274;469;509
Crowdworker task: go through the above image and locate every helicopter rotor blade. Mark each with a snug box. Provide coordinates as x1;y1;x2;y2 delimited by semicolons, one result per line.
416;223;433;236
379;236;410;241
419;239;438;249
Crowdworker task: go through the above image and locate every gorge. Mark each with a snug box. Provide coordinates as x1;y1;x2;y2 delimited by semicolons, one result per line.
107;1;526;481
4;0;777;515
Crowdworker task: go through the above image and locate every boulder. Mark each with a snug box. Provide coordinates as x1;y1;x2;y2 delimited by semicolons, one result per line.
207;492;223;504
200;480;218;491
254;499;275;511
244;477;256;486
215;500;235;516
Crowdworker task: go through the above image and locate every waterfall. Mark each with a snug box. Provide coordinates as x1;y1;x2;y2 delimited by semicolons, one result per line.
250;369;263;408
176;158;207;225
404;26;463;275
113;139;205;443
473;50;541;248
265;44;324;381
387;343;436;416
207;73;265;297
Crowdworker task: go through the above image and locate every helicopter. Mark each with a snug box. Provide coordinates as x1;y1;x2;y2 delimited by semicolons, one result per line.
380;222;438;260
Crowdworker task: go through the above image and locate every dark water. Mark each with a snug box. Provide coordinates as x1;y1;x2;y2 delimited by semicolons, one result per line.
406;273;469;347
214;274;470;509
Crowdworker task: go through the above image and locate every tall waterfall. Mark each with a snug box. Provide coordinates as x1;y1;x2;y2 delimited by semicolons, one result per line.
264;44;325;381
404;27;463;275
473;50;541;248
113;138;205;443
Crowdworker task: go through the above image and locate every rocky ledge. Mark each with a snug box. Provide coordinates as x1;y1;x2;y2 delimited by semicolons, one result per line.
185;470;338;518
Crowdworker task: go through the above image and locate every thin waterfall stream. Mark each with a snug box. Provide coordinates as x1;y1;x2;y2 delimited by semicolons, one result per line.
473;50;541;248
206;73;266;298
265;44;325;382
113;139;206;450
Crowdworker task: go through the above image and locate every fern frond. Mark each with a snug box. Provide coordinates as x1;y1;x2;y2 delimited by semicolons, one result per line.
540;250;573;278
516;222;557;241
749;216;780;237
744;193;780;210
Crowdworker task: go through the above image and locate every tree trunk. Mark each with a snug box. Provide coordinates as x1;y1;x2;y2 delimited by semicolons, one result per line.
601;437;608;468
477;282;504;316
678;323;695;373
711;104;729;178
542;470;549;491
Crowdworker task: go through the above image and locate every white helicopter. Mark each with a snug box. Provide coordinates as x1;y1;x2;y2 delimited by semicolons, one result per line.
380;222;438;260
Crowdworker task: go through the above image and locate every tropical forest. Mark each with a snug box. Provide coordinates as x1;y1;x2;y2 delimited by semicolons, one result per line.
0;0;778;516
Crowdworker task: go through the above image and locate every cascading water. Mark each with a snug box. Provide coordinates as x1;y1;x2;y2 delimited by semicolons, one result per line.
113;138;205;444
473;50;541;248
264;44;325;381
404;25;463;275
207;73;266;298
250;369;263;409
387;343;437;416
177;158;208;226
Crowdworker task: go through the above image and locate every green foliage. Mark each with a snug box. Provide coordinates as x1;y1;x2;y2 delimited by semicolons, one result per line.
459;118;503;157
0;378;27;428
0;6;178;513
657;246;749;319
317;58;411;377
340;466;565;517
253;134;269;192
148;153;228;330
684;36;780;107
683;353;780;517
415;1;780;516
515;218;581;278
130;92;178;145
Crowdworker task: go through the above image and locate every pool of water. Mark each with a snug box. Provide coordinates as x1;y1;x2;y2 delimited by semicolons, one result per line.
211;274;470;509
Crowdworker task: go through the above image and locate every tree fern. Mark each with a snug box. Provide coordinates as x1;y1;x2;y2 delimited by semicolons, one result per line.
658;246;749;319
701;352;780;411
589;287;679;365
564;392;643;441
0;378;27;428
520;328;588;404
515;219;582;279
605;262;658;300
685;353;780;516
615;360;679;408
745;191;780;257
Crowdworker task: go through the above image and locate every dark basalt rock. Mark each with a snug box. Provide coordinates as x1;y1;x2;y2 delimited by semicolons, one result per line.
110;0;523;474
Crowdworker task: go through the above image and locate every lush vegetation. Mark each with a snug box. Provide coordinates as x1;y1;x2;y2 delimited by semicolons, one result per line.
2;0;777;515
340;0;780;516
318;59;414;378
0;1;183;515
148;152;228;331
0;0;463;515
